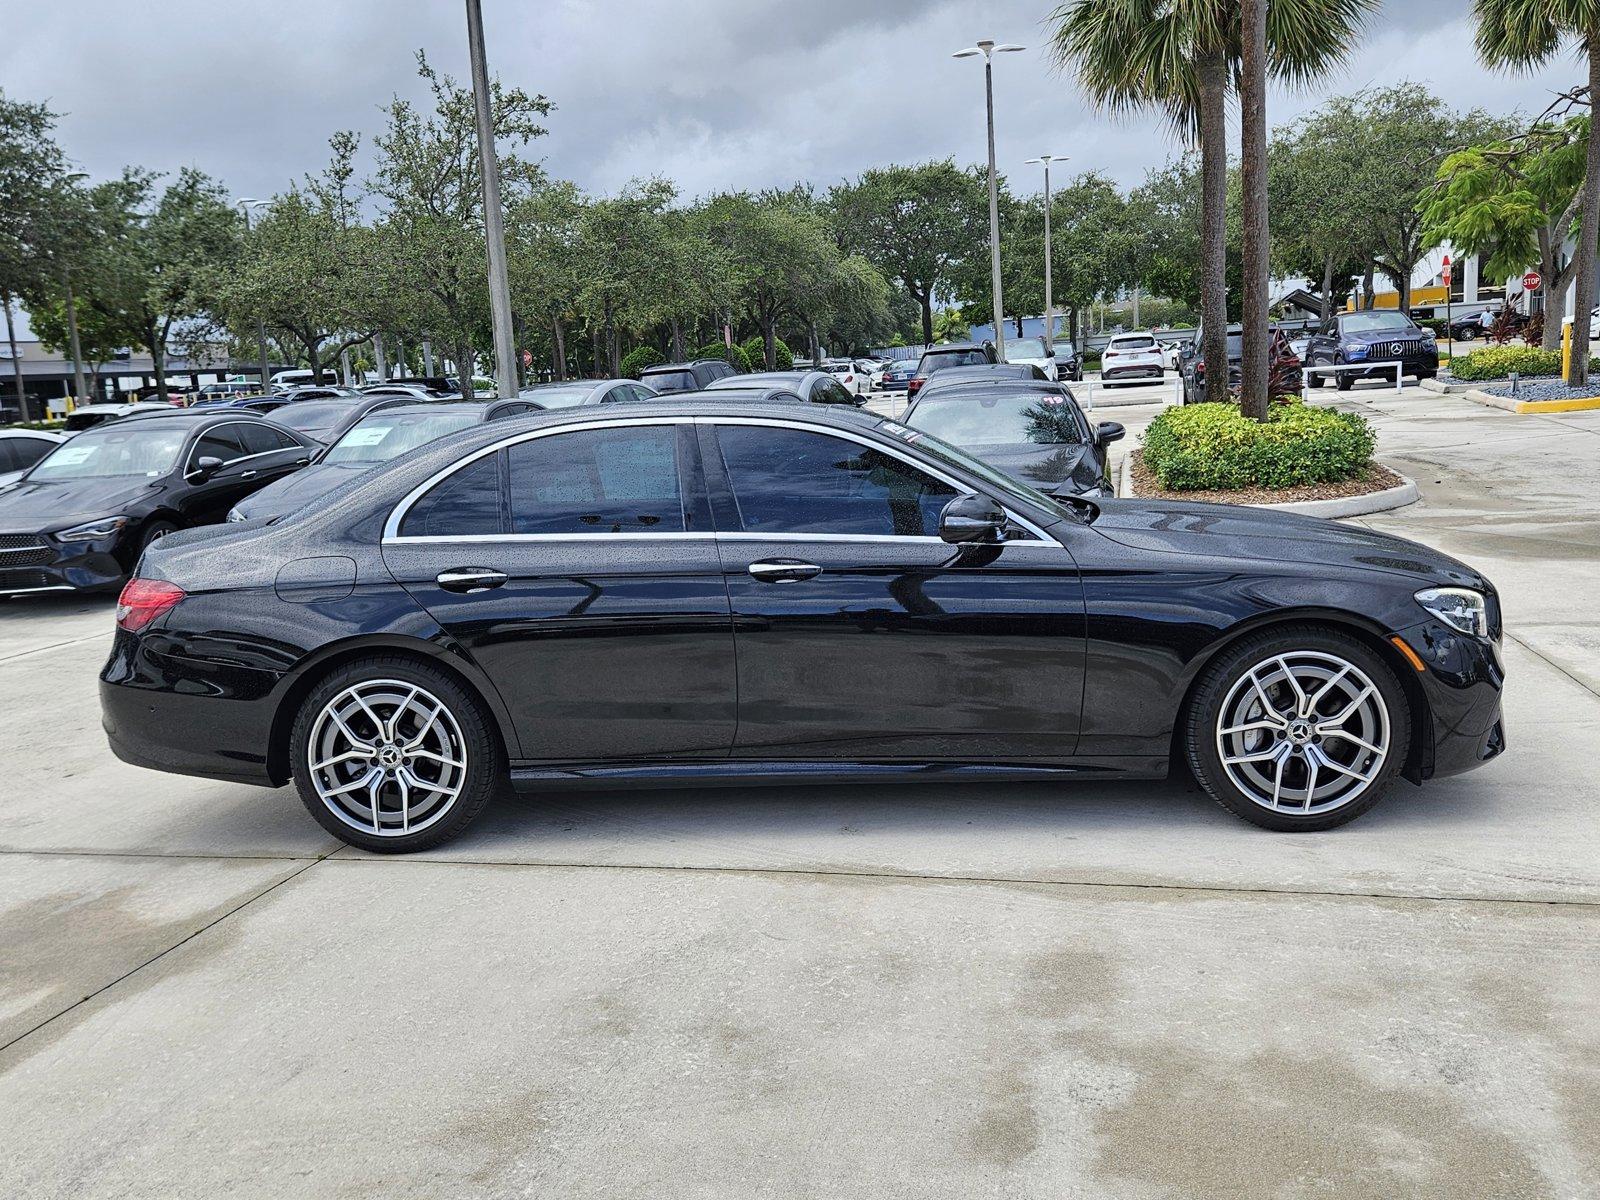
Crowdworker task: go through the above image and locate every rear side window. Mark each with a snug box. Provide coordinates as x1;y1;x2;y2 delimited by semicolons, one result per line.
400;453;505;537
507;425;684;535
714;425;956;537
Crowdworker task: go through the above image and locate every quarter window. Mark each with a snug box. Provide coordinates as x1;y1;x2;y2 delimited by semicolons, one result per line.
400;452;505;537
714;425;956;537
507;425;684;534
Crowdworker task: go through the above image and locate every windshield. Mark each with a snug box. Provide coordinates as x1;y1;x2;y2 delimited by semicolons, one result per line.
28;424;188;481
919;349;988;373
525;386;592;409
909;392;1085;447
876;419;1071;523
642;371;697;392
1008;337;1045;358
274;402;359;436
324;410;480;465
1340;311;1413;333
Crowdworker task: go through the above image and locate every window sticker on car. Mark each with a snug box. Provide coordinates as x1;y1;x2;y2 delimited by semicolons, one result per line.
878;420;923;444
50;446;94;466
341;427;390;447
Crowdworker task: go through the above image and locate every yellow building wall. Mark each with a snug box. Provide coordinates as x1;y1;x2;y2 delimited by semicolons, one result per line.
1345;284;1451;312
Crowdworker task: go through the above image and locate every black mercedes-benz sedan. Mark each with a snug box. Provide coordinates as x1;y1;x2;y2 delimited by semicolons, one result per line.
101;401;1506;852
0;411;315;596
903;382;1121;499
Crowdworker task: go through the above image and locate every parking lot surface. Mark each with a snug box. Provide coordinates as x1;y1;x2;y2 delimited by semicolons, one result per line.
2;388;1597;1197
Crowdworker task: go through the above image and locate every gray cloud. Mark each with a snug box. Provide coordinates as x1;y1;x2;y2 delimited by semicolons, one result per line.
0;0;1583;206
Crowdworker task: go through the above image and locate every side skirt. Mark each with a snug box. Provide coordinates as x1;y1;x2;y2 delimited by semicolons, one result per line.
507;757;1169;792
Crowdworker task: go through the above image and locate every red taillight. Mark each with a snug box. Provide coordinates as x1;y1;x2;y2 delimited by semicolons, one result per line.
908;378;923;394
116;578;185;632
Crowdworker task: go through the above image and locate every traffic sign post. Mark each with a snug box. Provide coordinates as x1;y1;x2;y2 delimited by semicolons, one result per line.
1523;270;1542;292
1443;255;1453;368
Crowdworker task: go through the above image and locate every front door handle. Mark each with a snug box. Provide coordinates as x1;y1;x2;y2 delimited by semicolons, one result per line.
747;559;822;584
437;567;508;593
239;469;257;479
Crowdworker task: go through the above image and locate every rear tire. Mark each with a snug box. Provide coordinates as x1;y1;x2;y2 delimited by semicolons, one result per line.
1184;626;1410;832
290;656;503;852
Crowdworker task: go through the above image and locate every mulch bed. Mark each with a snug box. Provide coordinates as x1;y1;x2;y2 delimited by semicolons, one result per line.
1128;450;1405;506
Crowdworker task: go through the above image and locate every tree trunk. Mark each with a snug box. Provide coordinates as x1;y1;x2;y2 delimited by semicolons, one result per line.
551;314;567;380
762;318;776;370
1238;0;1270;421
1320;253;1335;322
308;343;322;385
669;317;684;363
149;319;169;403
457;339;474;400
919;293;934;347
3;293;26;421
807;321;821;366
1014;314;1024;338
1068;304;1079;349
1568;40;1600;385
1396;270;1412;319
1196;46;1230;404
1362;262;1375;309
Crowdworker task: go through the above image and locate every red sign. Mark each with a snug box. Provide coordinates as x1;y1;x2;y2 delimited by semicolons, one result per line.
1441;264;1452;286
1523;270;1542;292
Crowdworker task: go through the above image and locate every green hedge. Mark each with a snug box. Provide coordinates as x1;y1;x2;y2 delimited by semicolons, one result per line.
694;341;752;373
1143;402;1375;491
739;335;793;371
619;345;664;380
1448;345;1561;381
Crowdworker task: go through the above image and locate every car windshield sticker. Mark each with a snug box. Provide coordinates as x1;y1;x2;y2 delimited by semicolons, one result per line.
341;427;390;447
50;445;94;466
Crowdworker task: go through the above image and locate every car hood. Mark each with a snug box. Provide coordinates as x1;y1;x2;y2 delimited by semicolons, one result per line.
1087;498;1485;587
977;442;1103;495
232;462;365;520
0;475;153;535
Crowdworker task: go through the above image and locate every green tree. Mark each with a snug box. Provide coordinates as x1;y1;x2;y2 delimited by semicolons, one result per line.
507;179;585;379
1049;0;1379;416
575;180;674;376
1474;0;1600;383
1421;118;1587;349
0;90;70;416
830;161;987;347
1268;120;1370;319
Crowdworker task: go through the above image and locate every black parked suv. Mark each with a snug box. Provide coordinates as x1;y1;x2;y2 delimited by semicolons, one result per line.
1303;310;1439;391
0;410;315;595
640;359;738;393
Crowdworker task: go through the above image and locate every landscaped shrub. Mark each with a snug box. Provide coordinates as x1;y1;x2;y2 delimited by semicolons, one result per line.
1142;402;1375;491
1416;318;1449;337
739;335;793;371
619;345;663;380
1448;344;1561;380
694;341;752;373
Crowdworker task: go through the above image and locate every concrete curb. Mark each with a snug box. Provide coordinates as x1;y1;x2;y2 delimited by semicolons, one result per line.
1461;386;1600;415
1418;377;1476;395
1119;451;1419;518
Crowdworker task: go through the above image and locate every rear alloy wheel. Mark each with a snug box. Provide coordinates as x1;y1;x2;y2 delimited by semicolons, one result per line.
291;657;501;851
1185;628;1410;831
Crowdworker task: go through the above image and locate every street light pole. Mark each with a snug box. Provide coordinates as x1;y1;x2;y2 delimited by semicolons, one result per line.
62;173;89;405
236;198;274;391
954;40;1024;363
1025;155;1067;360
465;0;519;400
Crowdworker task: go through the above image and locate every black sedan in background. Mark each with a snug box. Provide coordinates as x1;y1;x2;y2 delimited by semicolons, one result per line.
903;382;1122;499
1303;309;1439;390
103;400;1505;852
267;395;414;444
0;411;315;595
227;400;542;523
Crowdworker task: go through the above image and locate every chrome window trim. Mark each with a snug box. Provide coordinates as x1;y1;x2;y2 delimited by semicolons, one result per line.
380;413;1052;544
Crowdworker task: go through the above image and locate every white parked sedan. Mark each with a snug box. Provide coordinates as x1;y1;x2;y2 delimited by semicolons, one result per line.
821;360;872;396
0;428;67;486
1100;332;1167;385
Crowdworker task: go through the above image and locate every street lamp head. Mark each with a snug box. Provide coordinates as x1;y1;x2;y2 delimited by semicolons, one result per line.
995;43;1026;53
1025;155;1068;165
952;46;982;58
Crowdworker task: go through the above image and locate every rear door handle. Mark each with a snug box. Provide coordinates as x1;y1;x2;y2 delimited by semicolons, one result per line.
747;559;822;584
437;567;508;593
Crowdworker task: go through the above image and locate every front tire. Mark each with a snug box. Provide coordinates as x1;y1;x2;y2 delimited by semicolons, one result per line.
290;656;502;852
1184;627;1410;832
1335;370;1354;392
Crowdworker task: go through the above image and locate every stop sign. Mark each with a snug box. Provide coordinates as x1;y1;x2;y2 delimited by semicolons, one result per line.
1523;270;1543;291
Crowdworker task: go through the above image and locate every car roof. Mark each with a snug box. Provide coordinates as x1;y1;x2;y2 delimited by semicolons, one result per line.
117;407;277;423
0;428;63;438
643;360;724;370
707;370;809;386
364;401;489;417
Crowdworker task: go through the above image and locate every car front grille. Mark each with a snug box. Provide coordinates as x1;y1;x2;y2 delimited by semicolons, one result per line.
1365;339;1434;359
0;535;52;567
0;568;58;592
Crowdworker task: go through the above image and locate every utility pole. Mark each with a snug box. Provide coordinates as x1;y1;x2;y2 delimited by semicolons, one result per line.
1026;155;1066;361
465;0;519;399
954;39;1024;362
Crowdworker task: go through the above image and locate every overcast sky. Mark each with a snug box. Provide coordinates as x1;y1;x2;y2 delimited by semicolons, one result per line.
3;0;1584;209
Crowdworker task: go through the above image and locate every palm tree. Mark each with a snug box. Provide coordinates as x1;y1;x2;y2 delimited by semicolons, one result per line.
1475;0;1600;386
1048;0;1376;417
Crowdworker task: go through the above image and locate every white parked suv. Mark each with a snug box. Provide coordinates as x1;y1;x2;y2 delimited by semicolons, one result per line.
1004;335;1058;381
1100;332;1166;385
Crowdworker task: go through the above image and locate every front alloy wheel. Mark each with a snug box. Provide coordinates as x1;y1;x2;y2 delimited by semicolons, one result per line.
1187;629;1409;831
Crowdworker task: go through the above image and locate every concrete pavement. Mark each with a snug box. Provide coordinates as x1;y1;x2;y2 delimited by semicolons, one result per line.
1;387;1597;1198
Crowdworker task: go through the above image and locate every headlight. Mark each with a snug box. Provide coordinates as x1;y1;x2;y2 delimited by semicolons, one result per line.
1415;587;1489;638
55;515;129;542
227;507;247;523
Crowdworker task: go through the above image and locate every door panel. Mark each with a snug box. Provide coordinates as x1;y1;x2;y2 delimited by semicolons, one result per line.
381;422;735;762
703;421;1086;760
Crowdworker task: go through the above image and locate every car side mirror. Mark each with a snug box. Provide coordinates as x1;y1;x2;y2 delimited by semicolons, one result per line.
1096;421;1126;446
187;455;224;482
939;492;1007;545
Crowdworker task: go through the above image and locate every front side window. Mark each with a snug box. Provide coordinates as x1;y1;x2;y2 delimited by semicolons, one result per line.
715;425;956;537
192;425;252;466
508;425;684;535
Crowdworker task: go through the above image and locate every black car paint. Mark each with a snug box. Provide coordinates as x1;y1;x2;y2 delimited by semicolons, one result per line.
0;413;315;594
101;401;1504;799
